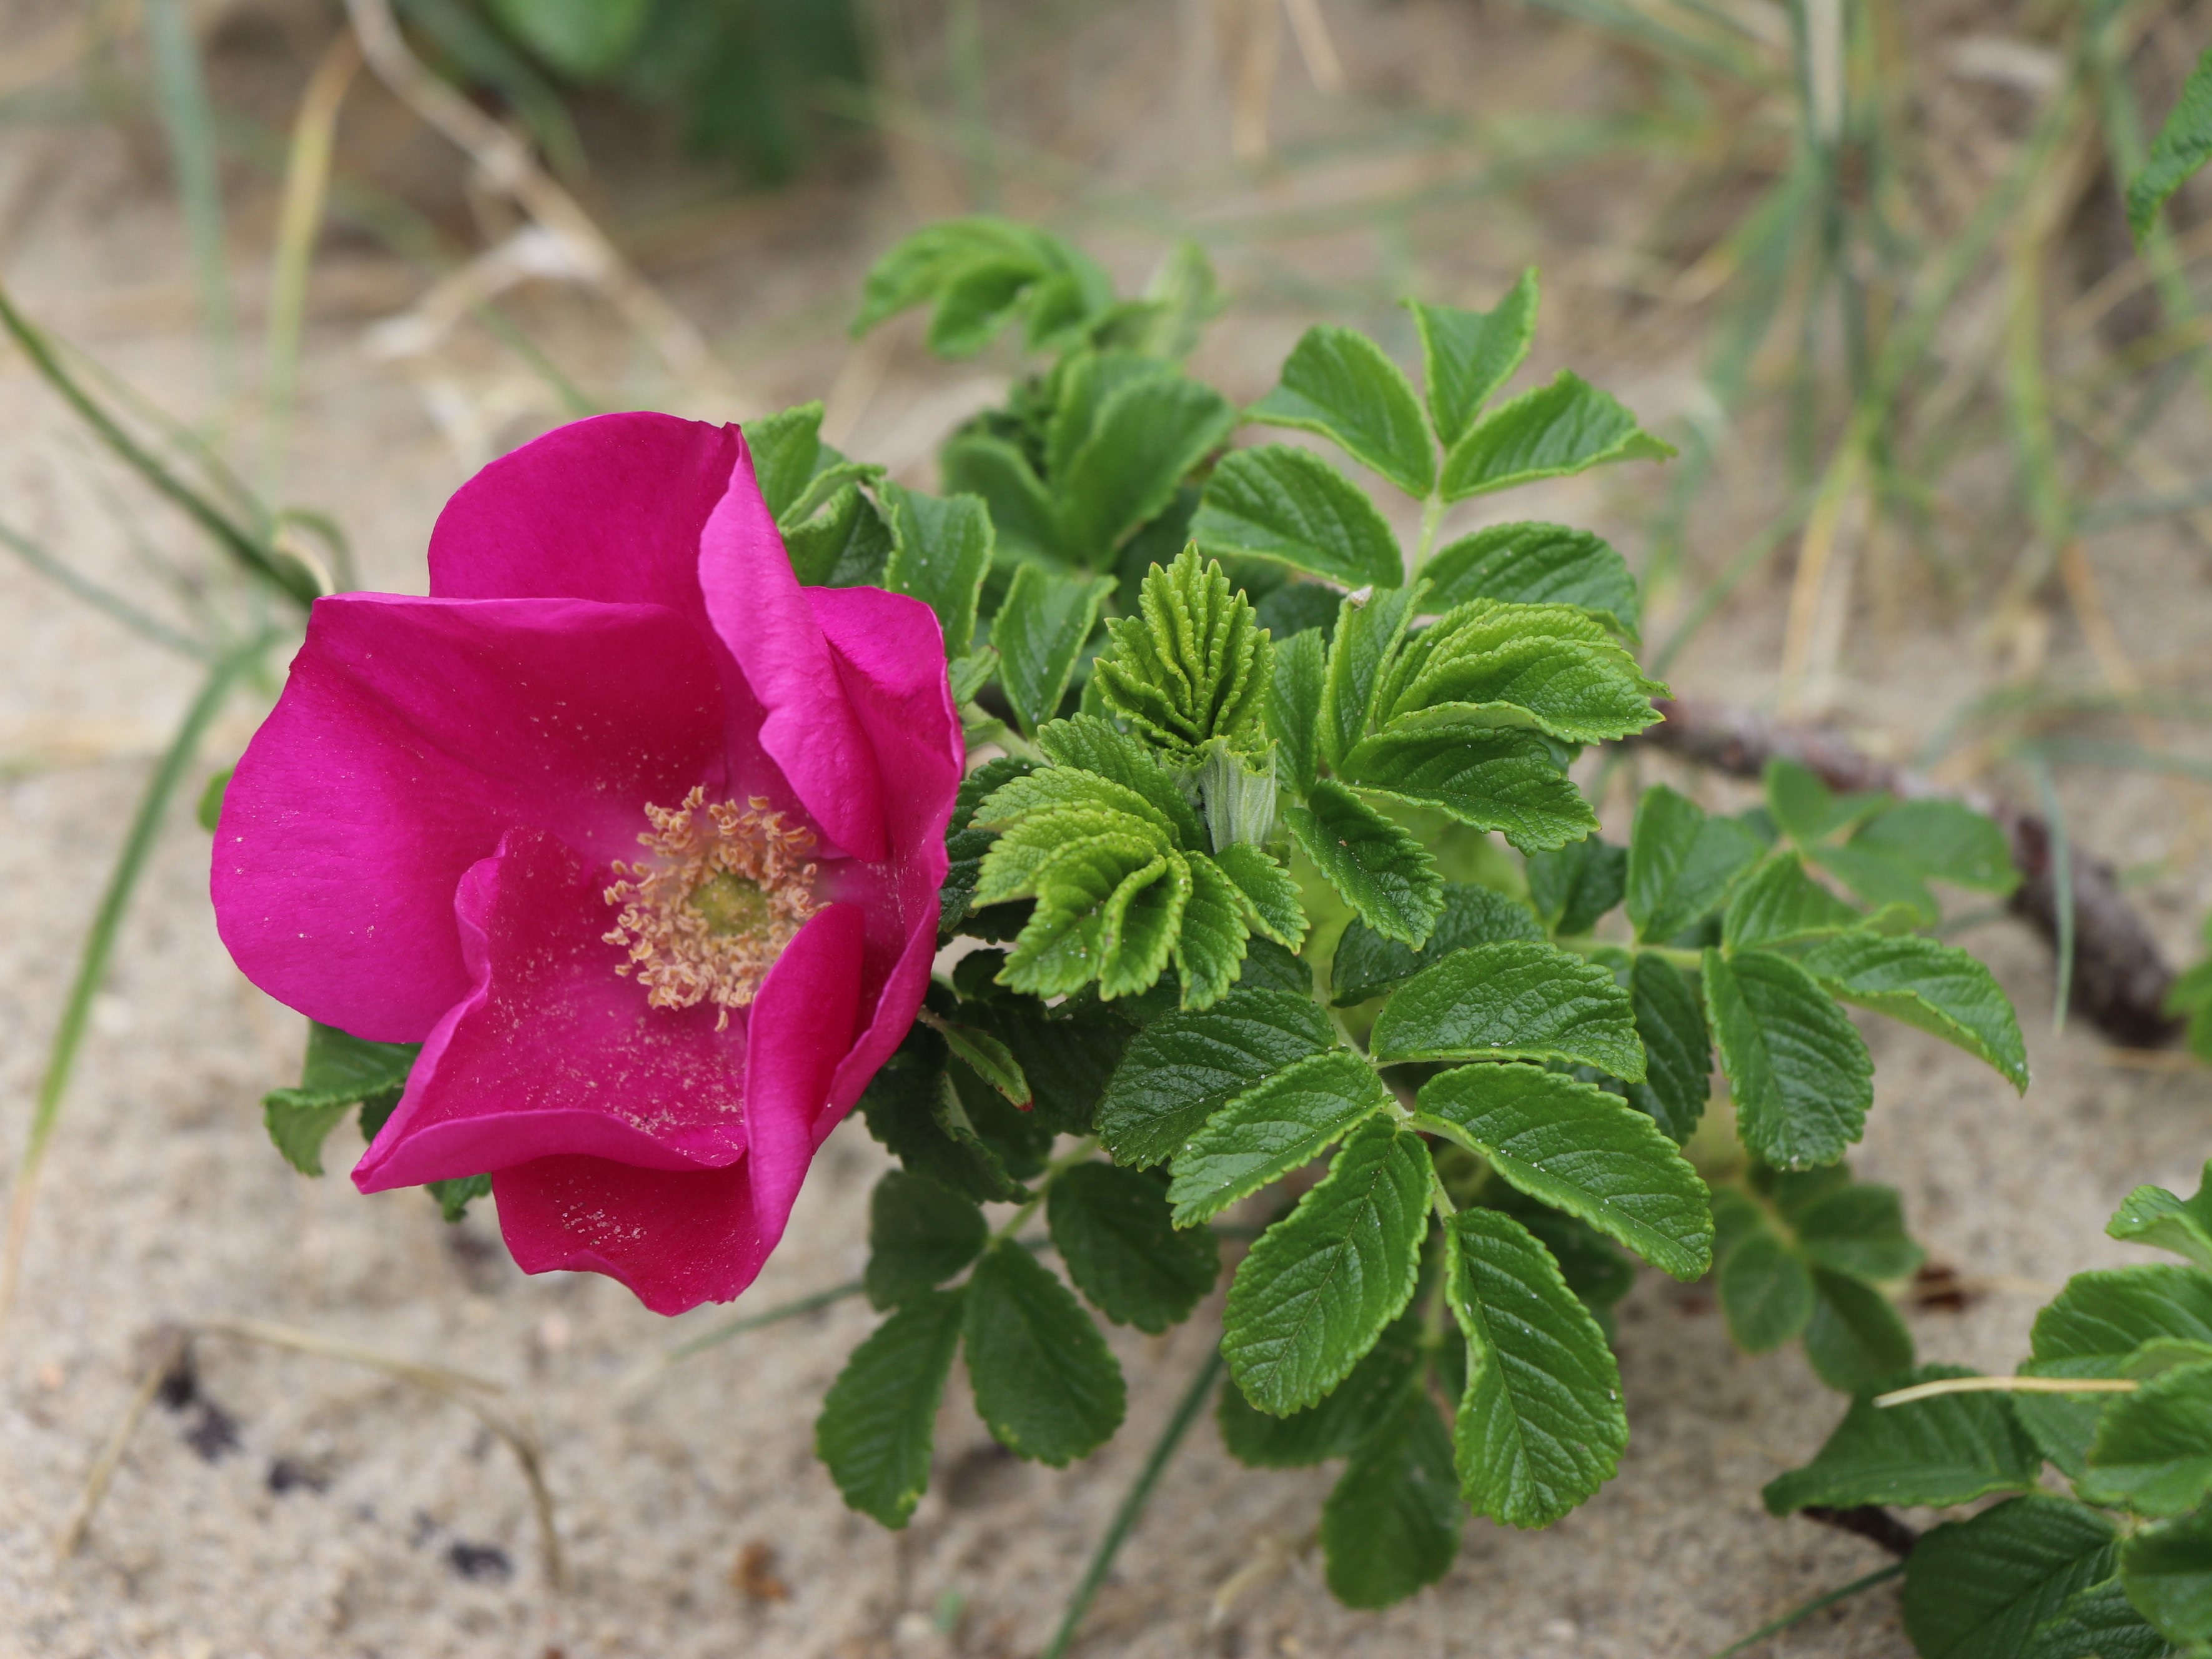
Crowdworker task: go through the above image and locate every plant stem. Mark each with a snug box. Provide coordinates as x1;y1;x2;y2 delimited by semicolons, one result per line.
1414;492;1444;570
1041;1347;1224;1659
992;1137;1102;1242
1556;935;1702;971
1705;1562;1905;1659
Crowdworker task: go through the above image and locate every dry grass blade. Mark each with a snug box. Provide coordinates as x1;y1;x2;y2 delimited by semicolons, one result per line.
1874;1374;2139;1408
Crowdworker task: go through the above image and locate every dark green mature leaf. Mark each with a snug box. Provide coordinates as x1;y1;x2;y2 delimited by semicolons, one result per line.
1236;935;1312;995
1719;1228;1815;1352
865;1171;988;1309
1284;780;1445;946
994;567;1116;736
1095;988;1336;1167
1330;882;1545;1006
1421;522;1640;641
262;1022;419;1177
976;999;1132;1137
881;485;993;658
2021;1266;2212;1483
2127;47;2212;240
1851;800;2019;894
1338;726;1597;854
1093;549;1272;756
1048;349;1175;480
1788;1179;1924;1281
1903;1497;2118;1659
2025;1577;2170;1659
1626;786;1767;941
1800;931;2030;1091
1191;445;1404;589
2111;1165;2212;1270
1247;325;1437;497
1763;1364;2045;1513
1218;1319;1421;1468
1047;1162;1219;1334
1722;853;1866;950
860;1034;1030;1204
1447;1205;1629;1528
1222;1117;1432;1415
963;1242;1126;1465
1321;1382;1462;1608
1059;375;1237;565
1406;271;1538;450
1525;836;1628;937
940;432;1062;564
785;483;895;587
746;400;825;519
930;1014;1031;1107
1269;625;1327;793
1414;1064;1710;1279
1803;1270;1916;1394
816;1288;965;1528
1369;941;1645;1079
1624;954;1710;1144
1703;948;1873;1169
1168;1049;1394;1226
1807;842;1939;924
2090;1364;2212;1516
2122;1504;2212;1643
1439;371;1674;501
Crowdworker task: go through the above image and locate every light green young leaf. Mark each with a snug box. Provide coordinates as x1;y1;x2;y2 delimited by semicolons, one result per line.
1369;940;1645;1080
1282;779;1445;946
1447;1205;1628;1528
1420;521;1639;641
1317;583;1422;768
1168;1049;1394;1226
816;1287;966;1528
2110;1164;2212;1269
1404;270;1538;450
881;484;993;657
2127;47;2212;241
1719;1227;1814;1352
1625;786;1767;941
1001;832;1181;1001
1268;625;1327;793
865;1170;988;1309
1803;1270;1915;1394
1093;548;1272;756
1247;325;1437;497
1413;1063;1710;1279
994;567;1116;736
1174;850;1252;1011
1722;853;1867;950
1211;842;1309;950
1221;1117;1432;1415
1624;953;1710;1144
1799;931;2030;1091
1047;1162;1219;1334
1850;799;2020;895
1097;850;1191;1000
1376;633;1666;747
1190;445;1404;589
746;400;824;520
939;432;1062;565
1320;1382;1462;1608
1033;715;1206;846
1903;1497;2118;1659
1525;836;1628;936
1329;882;1545;1006
1703;948;1873;1169
963;1241;1126;1466
1763;1364;2045;1514
2121;1503;2212;1643
854;218;1112;353
2088;1363;2212;1517
1439;371;1674;501
1059;375;1236;565
1338;726;1597;854
1094;988;1336;1168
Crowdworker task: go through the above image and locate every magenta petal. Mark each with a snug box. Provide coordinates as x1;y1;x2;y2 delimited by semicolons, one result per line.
214;595;725;1042
810;585;964;856
493;1155;768;1316
740;899;865;1236
698;442;886;863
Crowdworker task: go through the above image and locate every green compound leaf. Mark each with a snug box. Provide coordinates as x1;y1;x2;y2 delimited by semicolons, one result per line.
881;483;994;659
1803;1269;1915;1394
1624;953;1711;1144
986;825;1181;1001
1058;374;1236;566
1168;1048;1394;1226
2089;1363;2212;1517
1703;948;1873;1169
1405;270;1537;450
1718;1227;1815;1353
2025;1576;2170;1659
1525;836;1628;937
1046;1162;1219;1334
1218;1318;1421;1468
1094;988;1336;1168
1283;778;1446;946
1788;1179;1925;1282
1337;726;1597;854
1377;603;1665;746
865;1170;988;1309
1211;842;1309;949
815;1287;965;1528
1222;1117;1432;1415
2127;47;2212;242
262;1021;419;1177
2110;1164;2212;1269
1268;625;1327;794
1626;785;1767;941
1321;1381;1462;1608
1318;582;1424;769
1033;715;1207;846
1903;1497;2118;1659
1247;324;1437;498
1447;1206;1629;1528
994;567;1116;737
1174;853;1253;1011
2020;1265;2212;1485
1414;1063;1710;1279
1191;444;1404;589
1798;931;2030;1092
940;432;1062;565
2122;1503;2212;1644
1330;881;1545;1006
1420;521;1640;642
1439;370;1674;502
1763;1364;2045;1514
974;765;1184;848
1093;548;1272;757
1369;940;1645;1080
963;1241;1126;1466
1850;798;2019;894
1722;853;1867;950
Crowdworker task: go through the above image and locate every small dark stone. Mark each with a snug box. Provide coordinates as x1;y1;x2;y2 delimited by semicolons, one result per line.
447;1540;513;1582
267;1457;329;1495
155;1352;198;1411
183;1400;241;1462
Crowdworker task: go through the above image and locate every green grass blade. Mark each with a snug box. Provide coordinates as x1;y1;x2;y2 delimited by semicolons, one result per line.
0;518;209;659
1705;1562;1905;1659
143;0;236;391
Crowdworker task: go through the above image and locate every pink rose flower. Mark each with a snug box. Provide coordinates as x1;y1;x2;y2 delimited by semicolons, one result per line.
212;413;961;1314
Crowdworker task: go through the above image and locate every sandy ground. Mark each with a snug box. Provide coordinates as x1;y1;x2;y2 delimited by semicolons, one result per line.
6;4;2212;1655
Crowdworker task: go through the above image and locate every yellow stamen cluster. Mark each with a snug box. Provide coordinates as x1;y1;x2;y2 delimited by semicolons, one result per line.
603;787;820;1029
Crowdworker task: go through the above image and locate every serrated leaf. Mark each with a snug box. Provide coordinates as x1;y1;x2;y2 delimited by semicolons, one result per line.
1268;625;1327;793
1048;350;1179;480
262;1094;359;1179
940;432;1063;565
1415;1063;1709;1278
1719;1228;1815;1352
746;401;823;519
2027;1577;2173;1659
1172;853;1252;1011
1222;1117;1432;1415
1803;1269;1915;1394
1096;989;1337;1167
1330;882;1545;1006
1421;520;1639;641
1447;1205;1627;1528
2022;1266;2212;1485
2123;1504;2212;1643
866;1171;988;1309
994;567;1116;736
1236;936;1312;995
1211;842;1308;951
1247;325;1436;497
1763;757;1886;845
860;1034;1030;1204
1059;375;1237;565
1788;1179;1924;1281
991;828;1170;998
855;218;1112;353
1807;841;1940;924
1093;549;1271;756
1439;371;1674;501
1851;799;2018;893
1034;715;1207;846
963;1241;1126;1465
2127;47;2212;241
1369;940;1645;1079
975;766;1185;848
1904;1497;2119;1659
1047;1162;1219;1334
1626;786;1767;941
1191;445;1404;588
975;998;1132;1137
1318;583;1422;769
2089;1364;2212;1516
1704;948;1873;1169
262;1021;419;1177
926;1014;1031;1108
1525;836;1627;936
881;485;993;657
1378;602;1662;741
1338;726;1597;854
1321;1382;1462;1608
1722;853;1867;949
1624;953;1710;1144
1101;851;1191;999
1800;931;2030;1091
1283;779;1445;946
1406;271;1537;450
816;1288;965;1528
1218;1319;1420;1468
1168;1049;1393;1226
2112;1166;2212;1269
1763;1363;2045;1513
